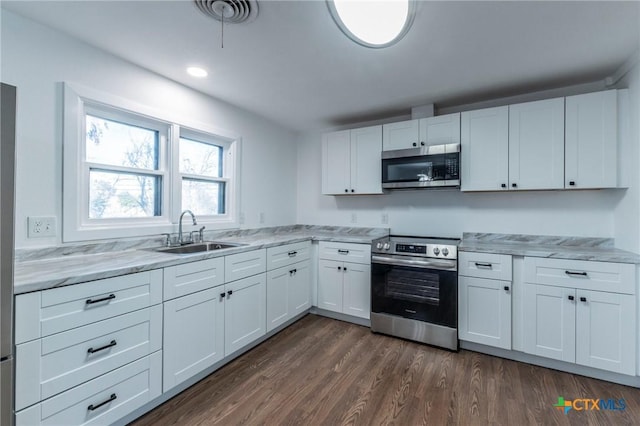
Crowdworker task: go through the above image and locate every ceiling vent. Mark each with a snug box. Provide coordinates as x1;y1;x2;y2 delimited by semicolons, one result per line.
194;0;258;24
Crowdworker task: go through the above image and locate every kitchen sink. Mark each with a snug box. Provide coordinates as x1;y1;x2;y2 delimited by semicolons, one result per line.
153;241;247;255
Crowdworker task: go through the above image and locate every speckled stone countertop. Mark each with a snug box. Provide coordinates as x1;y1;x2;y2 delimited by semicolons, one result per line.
459;233;640;264
14;225;389;294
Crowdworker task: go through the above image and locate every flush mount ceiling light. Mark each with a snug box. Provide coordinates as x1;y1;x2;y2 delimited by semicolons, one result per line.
187;67;208;77
327;0;416;48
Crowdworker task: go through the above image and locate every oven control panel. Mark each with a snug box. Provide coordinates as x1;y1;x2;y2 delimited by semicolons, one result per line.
396;244;427;254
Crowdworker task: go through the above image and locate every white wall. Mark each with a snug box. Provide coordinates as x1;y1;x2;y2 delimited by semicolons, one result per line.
1;10;298;248
297;63;640;250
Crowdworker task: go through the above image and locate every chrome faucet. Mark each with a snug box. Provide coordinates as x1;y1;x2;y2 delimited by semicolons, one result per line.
178;210;197;245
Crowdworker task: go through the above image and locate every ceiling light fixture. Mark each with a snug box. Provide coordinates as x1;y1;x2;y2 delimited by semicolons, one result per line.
327;0;416;48
187;67;208;77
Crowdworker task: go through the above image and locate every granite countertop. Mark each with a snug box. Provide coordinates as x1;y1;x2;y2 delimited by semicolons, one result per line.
459;233;640;264
14;225;389;294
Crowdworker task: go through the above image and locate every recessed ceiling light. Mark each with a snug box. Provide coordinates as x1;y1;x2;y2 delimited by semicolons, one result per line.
187;67;208;77
327;0;416;48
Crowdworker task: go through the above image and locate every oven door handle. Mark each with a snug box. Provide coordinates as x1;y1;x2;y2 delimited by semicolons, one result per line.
371;255;457;271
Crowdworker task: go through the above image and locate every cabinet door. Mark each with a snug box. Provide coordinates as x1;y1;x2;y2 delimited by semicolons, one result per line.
508;98;564;190
289;259;311;317
317;259;344;313
266;267;290;333
575;290;635;375
350;125;383;194
565;90;617;189
322;130;351;195
163;287;224;392
458;276;511;349
382;119;420;150
419;113;460;146
460;106;509;191
342;262;371;319
224;273;266;356
523;284;575;362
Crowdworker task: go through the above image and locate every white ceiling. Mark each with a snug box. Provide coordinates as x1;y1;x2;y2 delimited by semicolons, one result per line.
3;0;639;132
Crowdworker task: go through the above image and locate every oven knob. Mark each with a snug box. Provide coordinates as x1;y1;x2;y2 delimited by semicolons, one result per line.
442;248;449;256
433;247;440;255
383;243;391;250
376;242;383;249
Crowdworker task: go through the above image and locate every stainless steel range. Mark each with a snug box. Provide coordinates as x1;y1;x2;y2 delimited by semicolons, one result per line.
370;235;459;350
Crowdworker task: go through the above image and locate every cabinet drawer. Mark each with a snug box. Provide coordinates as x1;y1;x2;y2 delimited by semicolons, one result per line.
164;257;224;300
524;257;635;294
318;241;371;264
16;270;162;344
266;241;311;271
459;252;512;281
16;351;162;426
225;249;266;282
16;305;162;411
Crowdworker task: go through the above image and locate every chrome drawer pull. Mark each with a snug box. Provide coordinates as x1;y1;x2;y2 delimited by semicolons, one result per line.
475;262;492;268
87;340;117;354
565;270;588;277
88;393;117;411
338;249;350;255
287;251;297;257
86;294;116;305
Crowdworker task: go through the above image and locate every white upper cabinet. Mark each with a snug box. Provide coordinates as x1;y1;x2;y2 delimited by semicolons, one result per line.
419;113;461;146
461;106;509;191
382;119;420;150
382;113;460;151
565;90;617;189
322;125;383;195
508;97;565;190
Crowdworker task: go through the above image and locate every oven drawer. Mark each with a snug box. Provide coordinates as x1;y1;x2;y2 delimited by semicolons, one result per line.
16;351;162;426
15;305;162;411
524;257;635;294
318;241;371;264
459;252;512;281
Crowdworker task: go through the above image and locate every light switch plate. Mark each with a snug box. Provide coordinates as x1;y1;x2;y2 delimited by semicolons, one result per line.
28;216;56;238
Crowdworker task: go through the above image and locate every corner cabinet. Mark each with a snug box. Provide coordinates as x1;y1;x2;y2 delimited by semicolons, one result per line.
317;241;371;320
523;257;636;376
458;252;512;349
322;125;383;195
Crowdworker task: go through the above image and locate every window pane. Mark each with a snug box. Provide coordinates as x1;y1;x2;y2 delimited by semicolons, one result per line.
86;114;159;170
89;170;161;219
182;179;225;215
179;137;222;177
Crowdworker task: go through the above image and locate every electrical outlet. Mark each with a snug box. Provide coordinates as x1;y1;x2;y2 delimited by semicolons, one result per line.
28;216;56;238
350;213;357;224
381;213;389;224
259;212;265;224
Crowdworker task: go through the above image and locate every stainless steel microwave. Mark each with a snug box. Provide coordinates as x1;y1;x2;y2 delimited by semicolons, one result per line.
381;143;460;189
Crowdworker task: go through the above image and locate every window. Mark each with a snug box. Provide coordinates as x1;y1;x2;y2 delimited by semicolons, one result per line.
63;83;240;242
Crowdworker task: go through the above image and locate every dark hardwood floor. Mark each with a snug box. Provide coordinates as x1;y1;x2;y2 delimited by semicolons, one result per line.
130;315;640;425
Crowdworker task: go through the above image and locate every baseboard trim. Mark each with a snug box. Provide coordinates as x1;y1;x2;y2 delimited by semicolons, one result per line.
310;307;371;327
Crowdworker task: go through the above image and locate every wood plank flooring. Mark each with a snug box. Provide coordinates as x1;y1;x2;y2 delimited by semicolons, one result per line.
130;315;640;425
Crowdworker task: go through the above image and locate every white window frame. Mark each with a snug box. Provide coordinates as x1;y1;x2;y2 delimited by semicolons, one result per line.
63;83;241;242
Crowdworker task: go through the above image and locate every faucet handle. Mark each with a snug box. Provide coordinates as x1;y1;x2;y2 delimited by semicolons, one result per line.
161;233;172;247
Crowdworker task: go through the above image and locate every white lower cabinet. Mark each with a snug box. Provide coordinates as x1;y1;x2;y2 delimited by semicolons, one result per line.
266;260;311;332
458;276;512;349
225;273;266;356
523;257;636;376
17;351;162;426
163;287;225;392
317;258;370;320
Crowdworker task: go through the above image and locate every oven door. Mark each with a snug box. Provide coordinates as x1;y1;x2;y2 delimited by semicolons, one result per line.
371;255;457;328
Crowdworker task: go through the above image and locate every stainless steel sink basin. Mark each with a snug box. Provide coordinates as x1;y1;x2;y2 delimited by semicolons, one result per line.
153;241;246;255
